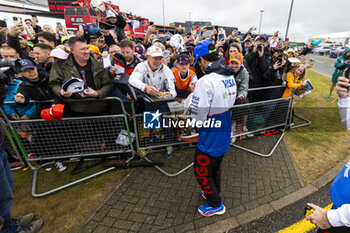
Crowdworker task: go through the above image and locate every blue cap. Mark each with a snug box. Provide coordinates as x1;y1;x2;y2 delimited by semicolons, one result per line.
87;23;99;34
194;40;215;65
19;59;36;72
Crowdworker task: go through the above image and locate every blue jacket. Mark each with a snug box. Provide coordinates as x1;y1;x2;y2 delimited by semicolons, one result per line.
2;79;39;119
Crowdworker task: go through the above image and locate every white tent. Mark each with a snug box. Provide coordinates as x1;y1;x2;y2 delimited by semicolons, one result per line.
310;31;350;46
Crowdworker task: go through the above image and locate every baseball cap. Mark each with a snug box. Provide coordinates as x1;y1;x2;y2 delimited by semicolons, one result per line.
146;46;164;57
176;54;190;64
151;38;161;45
255;34;268;42
286;48;296;54
229;52;243;64
49;48;69;60
194;40;215;64
135;44;145;57
98;21;115;31
87;23;99;34
61;36;71;44
19;59;36;72
61;77;84;93
106;10;116;18
88;44;101;55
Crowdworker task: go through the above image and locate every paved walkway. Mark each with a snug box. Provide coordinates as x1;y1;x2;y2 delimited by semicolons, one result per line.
79;135;303;233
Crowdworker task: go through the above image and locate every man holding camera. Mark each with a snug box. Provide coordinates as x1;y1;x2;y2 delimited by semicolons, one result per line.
244;34;271;102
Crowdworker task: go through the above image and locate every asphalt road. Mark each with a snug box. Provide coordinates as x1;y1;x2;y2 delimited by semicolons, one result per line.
229;183;332;233
307;54;336;77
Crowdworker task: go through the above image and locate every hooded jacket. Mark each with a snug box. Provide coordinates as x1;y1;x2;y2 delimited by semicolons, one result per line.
233;66;249;98
49;54;113;114
332;48;350;81
190;58;236;157
17;73;53;112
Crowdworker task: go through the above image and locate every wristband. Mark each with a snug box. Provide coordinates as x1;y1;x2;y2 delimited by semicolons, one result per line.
144;85;148;92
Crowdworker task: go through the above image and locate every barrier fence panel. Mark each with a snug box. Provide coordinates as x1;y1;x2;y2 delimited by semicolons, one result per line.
1;97;135;197
0;86;311;192
131;103;196;177
289;92;312;129
131;86;295;176
230;95;292;157
0;118;25;170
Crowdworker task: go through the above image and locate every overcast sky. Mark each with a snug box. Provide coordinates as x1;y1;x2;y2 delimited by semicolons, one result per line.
110;0;350;42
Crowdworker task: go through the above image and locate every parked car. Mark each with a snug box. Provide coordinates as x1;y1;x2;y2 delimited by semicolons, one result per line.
318;46;331;56
330;46;341;58
337;47;349;57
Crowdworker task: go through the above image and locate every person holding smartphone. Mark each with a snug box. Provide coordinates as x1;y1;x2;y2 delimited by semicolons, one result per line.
328;48;350;99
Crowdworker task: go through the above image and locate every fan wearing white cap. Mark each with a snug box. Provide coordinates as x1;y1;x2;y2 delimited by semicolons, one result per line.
129;45;176;100
96;5;126;42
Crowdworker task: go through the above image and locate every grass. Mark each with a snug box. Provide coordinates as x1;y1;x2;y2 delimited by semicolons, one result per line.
11;160;130;232
284;69;350;184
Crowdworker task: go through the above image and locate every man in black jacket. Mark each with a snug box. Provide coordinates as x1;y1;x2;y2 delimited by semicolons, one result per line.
244;34;271;102
14;59;52;112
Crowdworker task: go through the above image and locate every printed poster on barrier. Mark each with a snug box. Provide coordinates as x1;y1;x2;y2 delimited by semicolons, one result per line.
295;79;313;98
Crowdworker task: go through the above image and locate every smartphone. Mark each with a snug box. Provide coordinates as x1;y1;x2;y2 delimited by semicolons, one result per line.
13;16;23;25
150;21;154;26
345;64;350;80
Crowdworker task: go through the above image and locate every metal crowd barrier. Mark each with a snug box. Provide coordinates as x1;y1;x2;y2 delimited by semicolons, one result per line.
230;87;292;157
0;86;312;195
0;119;25;170
130;85;299;178
1;97;135;197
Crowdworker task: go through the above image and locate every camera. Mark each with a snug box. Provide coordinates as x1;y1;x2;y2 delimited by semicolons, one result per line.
0;59;21;85
257;44;264;52
274;55;283;64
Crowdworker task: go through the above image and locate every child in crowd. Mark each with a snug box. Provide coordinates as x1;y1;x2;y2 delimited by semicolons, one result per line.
172;54;197;103
282;64;306;98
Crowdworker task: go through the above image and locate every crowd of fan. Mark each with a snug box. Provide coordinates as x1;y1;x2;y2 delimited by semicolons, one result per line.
0;10;316;136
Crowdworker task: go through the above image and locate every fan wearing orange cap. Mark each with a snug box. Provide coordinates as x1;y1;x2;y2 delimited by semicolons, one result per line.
228;52;249;143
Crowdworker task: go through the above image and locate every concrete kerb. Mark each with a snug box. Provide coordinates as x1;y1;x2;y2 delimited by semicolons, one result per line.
199;154;350;233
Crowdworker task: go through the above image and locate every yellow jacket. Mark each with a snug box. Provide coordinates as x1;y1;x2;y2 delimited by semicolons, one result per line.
282;72;302;98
